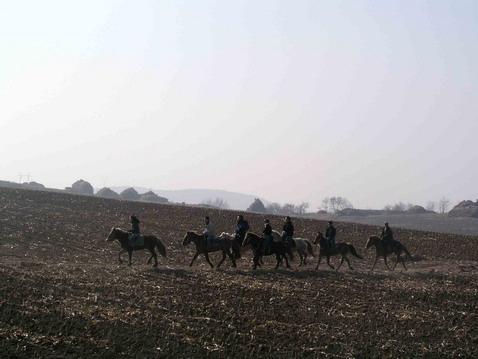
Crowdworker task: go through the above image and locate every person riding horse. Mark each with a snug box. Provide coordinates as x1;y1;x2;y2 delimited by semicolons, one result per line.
203;216;215;248
282;216;294;245
260;219;273;255
380;222;395;252
127;215;141;245
235;215;250;242
325;221;336;251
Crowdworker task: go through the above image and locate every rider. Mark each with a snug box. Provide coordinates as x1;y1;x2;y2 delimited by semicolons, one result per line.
325;221;336;250
128;215;141;246
235;215;250;242
203;216;216;248
282;216;294;243
380;221;394;252
261;219;273;255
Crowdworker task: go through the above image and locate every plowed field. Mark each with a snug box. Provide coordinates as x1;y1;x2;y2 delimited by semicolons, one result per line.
1;187;477;358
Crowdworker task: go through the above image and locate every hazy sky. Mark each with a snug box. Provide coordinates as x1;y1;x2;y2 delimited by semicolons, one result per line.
1;0;477;210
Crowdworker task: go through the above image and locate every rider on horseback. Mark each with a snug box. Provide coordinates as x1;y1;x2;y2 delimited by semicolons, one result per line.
128;215;141;247
260;219;273;255
380;222;394;252
203;216;215;248
325;221;336;251
235;215;250;242
282;216;294;244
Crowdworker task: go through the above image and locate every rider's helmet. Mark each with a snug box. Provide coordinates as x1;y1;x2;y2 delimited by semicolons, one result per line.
264;219;270;224
130;215;140;223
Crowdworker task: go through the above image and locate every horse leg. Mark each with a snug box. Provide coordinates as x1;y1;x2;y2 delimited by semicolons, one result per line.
345;256;353;271
275;253;281;269
127;250;133;266
252;253;260;270
370;256;378;271
400;254;408;271
217;251;227;268
303;253;307;265
203;252;214;268
315;255;322;270
189;251;200;267
326;255;335;270
118;249;126;264
149;248;158;267
383;255;392;270
227;250;237;268
298;252;304;266
392;254;400;270
336;255;345;271
283;253;291;269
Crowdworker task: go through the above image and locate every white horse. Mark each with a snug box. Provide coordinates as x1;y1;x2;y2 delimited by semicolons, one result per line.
291;238;315;266
272;231;314;266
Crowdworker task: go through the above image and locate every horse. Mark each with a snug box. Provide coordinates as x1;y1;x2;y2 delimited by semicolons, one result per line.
106;227;167;267
182;231;241;268
365;235;414;271
291;238;315;266
313;232;363;271
242;232;294;270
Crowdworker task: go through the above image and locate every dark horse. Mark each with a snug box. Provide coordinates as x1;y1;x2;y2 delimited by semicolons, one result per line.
242;232;294;270
182;231;241;268
106;227;167;267
366;235;413;271
313;232;363;271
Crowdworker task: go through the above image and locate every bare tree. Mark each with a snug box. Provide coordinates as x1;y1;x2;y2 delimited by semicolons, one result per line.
328;196;353;213
320;197;330;213
426;201;436;212
438;197;451;214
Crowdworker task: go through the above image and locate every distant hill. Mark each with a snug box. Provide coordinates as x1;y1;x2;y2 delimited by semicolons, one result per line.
108;187;271;210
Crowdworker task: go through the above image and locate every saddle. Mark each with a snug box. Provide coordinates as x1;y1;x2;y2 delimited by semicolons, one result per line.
128;233;145;248
282;236;296;248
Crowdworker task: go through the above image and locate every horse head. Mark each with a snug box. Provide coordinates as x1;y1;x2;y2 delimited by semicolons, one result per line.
106;227;118;242
314;232;326;247
366;235;380;249
183;231;200;246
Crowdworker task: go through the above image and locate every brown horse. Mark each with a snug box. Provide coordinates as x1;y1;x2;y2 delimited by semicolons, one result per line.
313;232;362;271
365;235;413;271
106;227;167;267
242;232;294;270
182;231;240;268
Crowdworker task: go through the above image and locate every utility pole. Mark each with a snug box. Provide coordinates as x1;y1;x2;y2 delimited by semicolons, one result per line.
18;173;31;183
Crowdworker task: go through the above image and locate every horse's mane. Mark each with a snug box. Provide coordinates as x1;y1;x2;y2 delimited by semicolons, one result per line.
369;235;381;240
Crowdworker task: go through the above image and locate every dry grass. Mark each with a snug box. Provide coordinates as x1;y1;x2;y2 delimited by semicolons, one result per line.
1;187;477;358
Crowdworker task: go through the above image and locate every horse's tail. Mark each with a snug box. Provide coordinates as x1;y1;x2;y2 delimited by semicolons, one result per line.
232;239;242;260
306;240;315;257
155;238;167;257
349;245;363;259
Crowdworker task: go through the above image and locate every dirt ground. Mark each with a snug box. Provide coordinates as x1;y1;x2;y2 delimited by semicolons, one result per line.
1;188;477;358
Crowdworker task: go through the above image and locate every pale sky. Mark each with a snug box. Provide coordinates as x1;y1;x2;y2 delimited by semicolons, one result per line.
1;0;477;210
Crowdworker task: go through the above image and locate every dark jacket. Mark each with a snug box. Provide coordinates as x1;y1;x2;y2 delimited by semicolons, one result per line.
263;224;272;237
130;221;140;234
282;221;294;238
325;226;336;239
381;226;393;241
235;220;250;239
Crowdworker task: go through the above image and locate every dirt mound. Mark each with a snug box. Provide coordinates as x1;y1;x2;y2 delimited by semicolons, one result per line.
449;200;478;218
65;179;94;195
140;190;168;203
96;187;121;200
